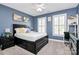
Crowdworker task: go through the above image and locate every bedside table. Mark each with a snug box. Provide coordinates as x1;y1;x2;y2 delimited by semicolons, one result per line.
0;36;15;50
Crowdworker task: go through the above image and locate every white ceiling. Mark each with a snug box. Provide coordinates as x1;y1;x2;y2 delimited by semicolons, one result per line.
2;3;78;16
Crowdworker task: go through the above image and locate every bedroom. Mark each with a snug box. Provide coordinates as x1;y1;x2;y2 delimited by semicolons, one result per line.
0;3;79;55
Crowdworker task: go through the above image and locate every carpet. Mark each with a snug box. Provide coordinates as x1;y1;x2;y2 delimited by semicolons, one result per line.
0;40;71;55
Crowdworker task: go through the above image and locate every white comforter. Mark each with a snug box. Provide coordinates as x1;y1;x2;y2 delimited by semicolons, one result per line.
15;31;47;42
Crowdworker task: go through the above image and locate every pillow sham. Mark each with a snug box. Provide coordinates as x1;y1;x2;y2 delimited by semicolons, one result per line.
15;28;26;33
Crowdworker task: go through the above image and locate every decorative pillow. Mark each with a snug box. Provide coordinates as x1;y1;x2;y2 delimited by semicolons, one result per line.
15;28;26;33
25;28;31;33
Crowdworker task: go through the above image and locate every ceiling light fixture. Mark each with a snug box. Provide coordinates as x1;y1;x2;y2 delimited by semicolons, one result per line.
34;3;46;12
37;8;42;12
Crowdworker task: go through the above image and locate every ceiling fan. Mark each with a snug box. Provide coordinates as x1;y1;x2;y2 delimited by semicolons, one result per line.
33;3;46;12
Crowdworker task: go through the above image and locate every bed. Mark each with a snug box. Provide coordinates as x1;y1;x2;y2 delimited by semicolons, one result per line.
13;24;48;54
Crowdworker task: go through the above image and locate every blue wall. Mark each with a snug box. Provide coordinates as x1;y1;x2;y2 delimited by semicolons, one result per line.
33;7;78;40
0;4;78;40
0;4;34;35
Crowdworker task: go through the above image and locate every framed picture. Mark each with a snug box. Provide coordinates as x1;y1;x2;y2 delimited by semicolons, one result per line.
13;13;23;22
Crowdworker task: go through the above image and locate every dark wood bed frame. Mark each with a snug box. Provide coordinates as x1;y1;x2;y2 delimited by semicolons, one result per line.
13;24;48;54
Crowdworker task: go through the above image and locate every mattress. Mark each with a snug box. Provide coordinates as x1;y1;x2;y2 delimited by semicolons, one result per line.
15;31;47;42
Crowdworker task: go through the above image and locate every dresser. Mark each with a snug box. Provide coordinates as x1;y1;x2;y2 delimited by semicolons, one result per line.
69;34;79;55
0;36;15;50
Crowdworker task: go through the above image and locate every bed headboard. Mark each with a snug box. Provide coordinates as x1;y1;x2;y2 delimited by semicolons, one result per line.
13;24;27;36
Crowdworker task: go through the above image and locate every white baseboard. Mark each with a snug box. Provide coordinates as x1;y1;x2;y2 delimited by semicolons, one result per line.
49;38;64;42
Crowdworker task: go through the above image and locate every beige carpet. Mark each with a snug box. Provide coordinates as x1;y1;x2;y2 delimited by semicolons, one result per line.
0;40;71;55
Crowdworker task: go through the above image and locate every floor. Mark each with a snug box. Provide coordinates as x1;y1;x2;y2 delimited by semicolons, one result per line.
0;40;71;55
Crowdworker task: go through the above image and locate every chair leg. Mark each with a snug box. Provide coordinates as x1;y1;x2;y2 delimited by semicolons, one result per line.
64;41;70;46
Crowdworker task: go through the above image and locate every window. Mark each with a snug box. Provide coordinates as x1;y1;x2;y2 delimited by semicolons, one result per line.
52;14;66;36
38;17;46;33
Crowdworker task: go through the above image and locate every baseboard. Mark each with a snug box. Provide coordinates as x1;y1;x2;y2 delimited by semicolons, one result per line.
49;38;64;42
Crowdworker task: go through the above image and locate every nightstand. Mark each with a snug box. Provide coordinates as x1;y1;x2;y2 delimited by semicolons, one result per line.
0;36;15;50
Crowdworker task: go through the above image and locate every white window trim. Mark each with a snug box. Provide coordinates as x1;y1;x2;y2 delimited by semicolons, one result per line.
52;13;67;37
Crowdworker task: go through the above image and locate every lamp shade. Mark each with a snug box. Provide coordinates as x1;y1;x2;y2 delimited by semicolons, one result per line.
5;28;10;32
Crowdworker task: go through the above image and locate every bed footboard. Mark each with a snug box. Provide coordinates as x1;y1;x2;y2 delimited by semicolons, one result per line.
14;35;48;54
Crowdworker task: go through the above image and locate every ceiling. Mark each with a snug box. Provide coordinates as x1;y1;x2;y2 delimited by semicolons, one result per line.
1;3;78;16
